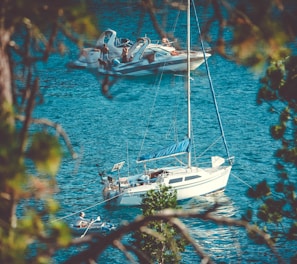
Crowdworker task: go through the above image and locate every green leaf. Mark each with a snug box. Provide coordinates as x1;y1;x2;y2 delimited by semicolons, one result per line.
27;132;62;176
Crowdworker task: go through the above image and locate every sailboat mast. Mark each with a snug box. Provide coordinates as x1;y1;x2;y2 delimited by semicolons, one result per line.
187;0;191;168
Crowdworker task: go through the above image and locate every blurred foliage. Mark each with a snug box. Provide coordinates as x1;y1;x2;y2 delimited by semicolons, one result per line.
197;0;297;68
244;56;297;261
132;185;187;264
0;0;297;263
0;0;98;263
27;132;62;176
142;0;296;68
0;109;71;263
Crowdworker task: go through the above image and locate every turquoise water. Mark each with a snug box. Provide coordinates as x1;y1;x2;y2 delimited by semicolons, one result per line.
33;2;295;263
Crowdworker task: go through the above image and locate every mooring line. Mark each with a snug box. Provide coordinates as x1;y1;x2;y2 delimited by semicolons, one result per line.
230;172;254;189
231;171;284;200
50;192;123;223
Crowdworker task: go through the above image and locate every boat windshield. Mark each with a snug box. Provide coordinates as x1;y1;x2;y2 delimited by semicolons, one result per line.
128;39;146;58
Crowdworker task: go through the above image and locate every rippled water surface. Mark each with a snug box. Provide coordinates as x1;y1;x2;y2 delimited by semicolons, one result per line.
33;2;295;263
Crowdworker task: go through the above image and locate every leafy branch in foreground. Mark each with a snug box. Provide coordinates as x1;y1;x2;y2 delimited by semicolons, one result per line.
132;185;187;264
244;56;297;262
0;107;72;263
1;2;96;262
63;206;285;264
141;0;297;68
1;1;297;263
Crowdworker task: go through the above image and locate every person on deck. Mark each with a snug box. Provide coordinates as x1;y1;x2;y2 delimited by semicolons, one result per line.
98;43;110;69
102;44;109;61
121;45;129;63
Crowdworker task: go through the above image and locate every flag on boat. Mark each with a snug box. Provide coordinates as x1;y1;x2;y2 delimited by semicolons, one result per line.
137;138;191;163
111;161;125;172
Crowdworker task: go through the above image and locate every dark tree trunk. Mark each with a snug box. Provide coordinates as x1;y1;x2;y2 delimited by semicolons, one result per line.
0;26;17;228
0;27;12;107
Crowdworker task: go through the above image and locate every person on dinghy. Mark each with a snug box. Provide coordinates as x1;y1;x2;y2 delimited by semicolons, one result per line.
75;212;90;228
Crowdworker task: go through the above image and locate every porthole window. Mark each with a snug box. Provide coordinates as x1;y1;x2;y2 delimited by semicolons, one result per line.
169;178;183;184
185;175;200;181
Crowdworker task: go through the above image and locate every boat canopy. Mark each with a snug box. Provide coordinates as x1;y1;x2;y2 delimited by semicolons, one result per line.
137;138;191;163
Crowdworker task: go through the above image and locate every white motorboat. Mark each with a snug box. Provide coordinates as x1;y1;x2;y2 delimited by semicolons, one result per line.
68;28;133;69
98;36;211;76
102;1;233;206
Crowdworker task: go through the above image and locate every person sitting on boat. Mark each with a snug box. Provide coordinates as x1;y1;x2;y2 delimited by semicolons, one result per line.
75;212;89;228
162;37;170;46
170;50;179;56
145;53;155;63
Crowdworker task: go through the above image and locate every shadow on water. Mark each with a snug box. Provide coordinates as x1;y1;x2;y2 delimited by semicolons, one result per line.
92;72;179;101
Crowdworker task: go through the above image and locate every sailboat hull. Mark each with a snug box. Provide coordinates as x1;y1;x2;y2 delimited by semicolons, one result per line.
104;165;232;206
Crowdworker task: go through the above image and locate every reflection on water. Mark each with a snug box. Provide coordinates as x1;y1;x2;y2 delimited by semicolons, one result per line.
180;193;292;263
181;193;241;262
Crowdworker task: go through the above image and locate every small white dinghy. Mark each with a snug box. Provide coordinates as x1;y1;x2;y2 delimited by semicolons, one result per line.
71;216;117;237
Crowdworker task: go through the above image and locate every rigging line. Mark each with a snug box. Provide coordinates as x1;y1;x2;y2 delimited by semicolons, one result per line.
167;75;184;142
192;0;233;165
50;192;124;223
137;72;164;158
174;155;186;166
171;0;183;33
197;135;222;159
231;172;284;200
230;172;254;189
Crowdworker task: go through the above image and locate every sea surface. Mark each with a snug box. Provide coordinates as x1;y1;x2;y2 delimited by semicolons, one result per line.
32;1;295;263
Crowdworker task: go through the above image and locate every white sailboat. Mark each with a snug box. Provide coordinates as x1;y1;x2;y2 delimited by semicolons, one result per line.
103;1;233;206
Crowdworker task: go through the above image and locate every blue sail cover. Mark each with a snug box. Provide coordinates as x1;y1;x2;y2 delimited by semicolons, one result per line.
137;138;191;163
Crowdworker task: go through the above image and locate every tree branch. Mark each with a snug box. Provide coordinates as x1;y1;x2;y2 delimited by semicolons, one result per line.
15;115;78;159
63;208;285;264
